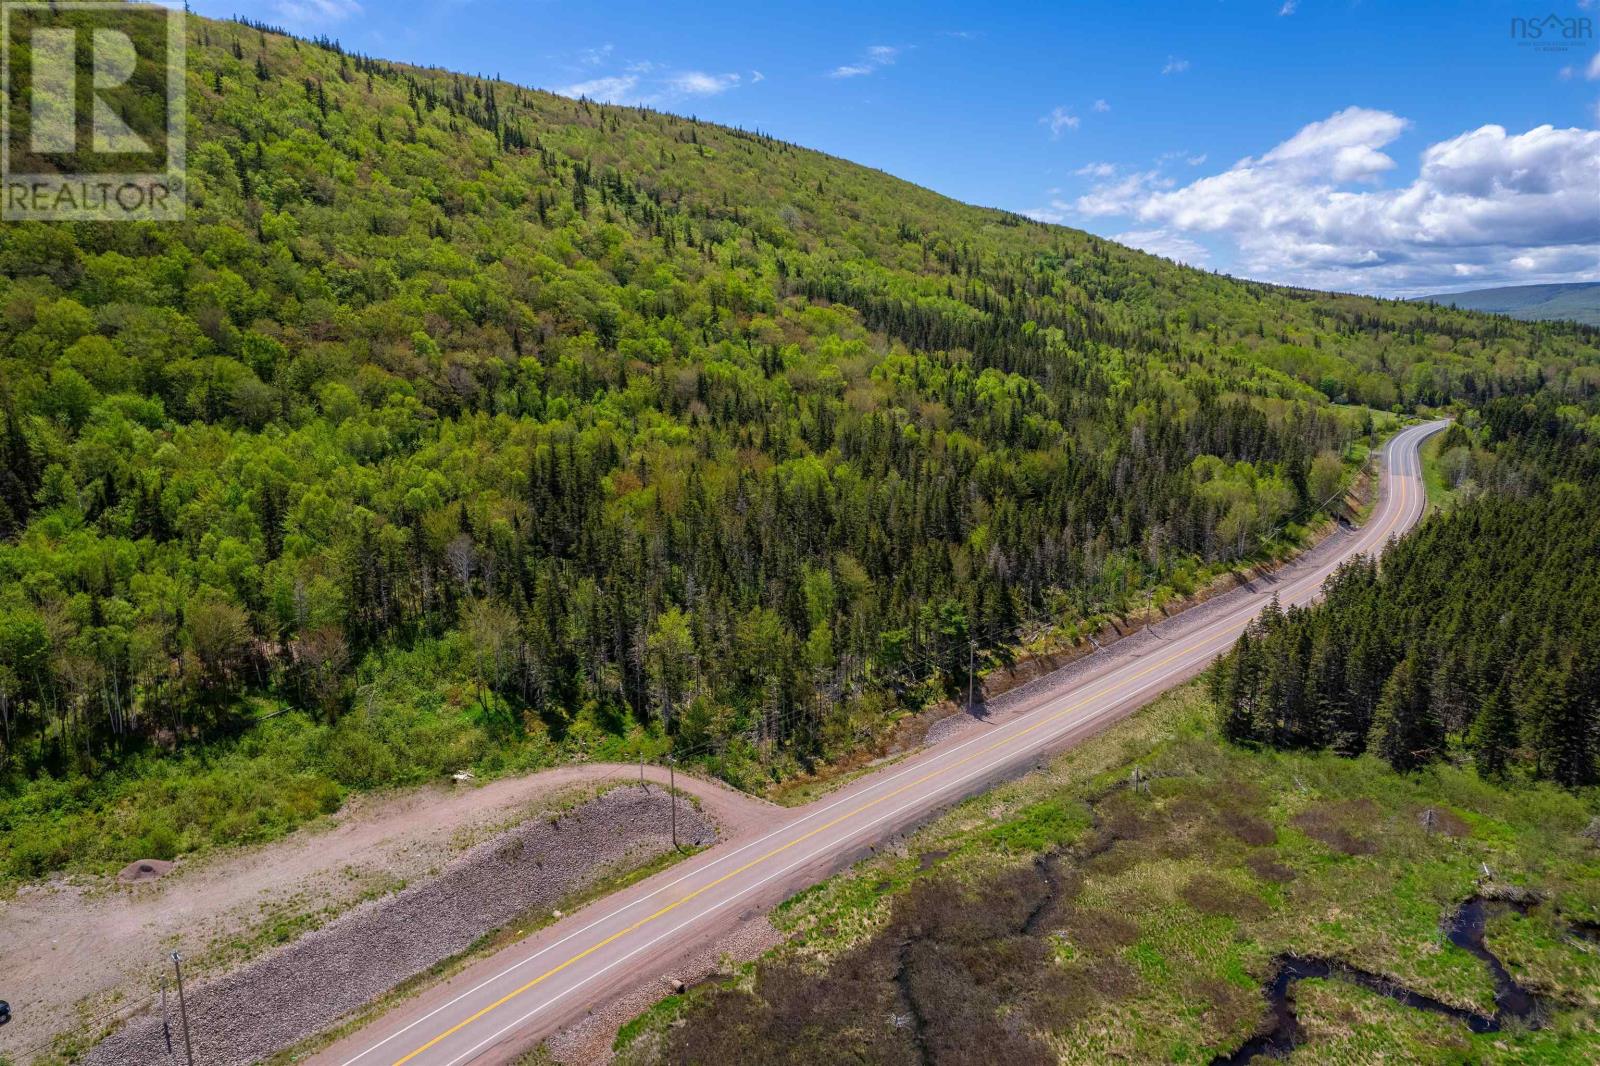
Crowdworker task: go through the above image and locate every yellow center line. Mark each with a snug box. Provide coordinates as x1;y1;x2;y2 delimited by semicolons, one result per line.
391;433;1421;1065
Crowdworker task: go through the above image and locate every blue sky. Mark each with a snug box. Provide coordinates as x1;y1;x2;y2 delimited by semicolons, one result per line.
192;0;1600;297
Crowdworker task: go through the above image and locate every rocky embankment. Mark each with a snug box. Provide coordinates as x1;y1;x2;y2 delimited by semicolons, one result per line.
84;784;715;1066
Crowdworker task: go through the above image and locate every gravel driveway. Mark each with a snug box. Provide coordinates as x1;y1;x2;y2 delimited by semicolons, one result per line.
82;785;716;1066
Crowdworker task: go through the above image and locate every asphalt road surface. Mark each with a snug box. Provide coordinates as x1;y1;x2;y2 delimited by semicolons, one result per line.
321;419;1446;1066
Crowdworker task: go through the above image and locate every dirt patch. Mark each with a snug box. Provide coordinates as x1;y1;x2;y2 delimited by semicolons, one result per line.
1291;801;1379;856
1220;809;1277;847
1412;805;1471;838
0;764;769;1065
1061;908;1141;955
1245;852;1297;885
83;786;719;1066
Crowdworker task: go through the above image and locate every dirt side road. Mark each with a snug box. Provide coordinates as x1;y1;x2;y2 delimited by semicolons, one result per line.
0;765;770;1064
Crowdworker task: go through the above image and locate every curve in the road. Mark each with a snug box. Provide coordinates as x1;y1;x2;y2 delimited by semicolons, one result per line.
324;419;1446;1066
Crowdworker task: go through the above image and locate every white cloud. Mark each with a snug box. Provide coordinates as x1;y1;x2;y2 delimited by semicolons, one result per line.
1041;106;1080;137
1162;56;1190;75
273;0;360;24
1279;1;1297;15
1075;107;1600;293
1075;170;1167;215
670;71;740;96
1093;98;1111;113
1114;228;1210;264
554;61;751;106
750;70;765;83
830;44;899;78
1157;149;1209;167
555;75;641;104
1023;201;1073;225
1075;161;1117;178
1587;51;1600;79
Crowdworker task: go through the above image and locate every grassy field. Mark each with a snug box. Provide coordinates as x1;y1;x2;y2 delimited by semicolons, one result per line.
616;683;1600;1064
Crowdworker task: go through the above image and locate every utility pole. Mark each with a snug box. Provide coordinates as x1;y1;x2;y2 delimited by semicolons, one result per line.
639;746;644;786
171;952;195;1066
668;755;678;850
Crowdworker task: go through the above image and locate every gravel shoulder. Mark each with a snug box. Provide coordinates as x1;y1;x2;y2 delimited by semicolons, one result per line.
0;765;770;1065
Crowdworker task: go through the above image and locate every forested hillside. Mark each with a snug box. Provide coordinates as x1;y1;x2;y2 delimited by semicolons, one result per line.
2;15;1598;878
1420;283;1600;327
1214;394;1600;785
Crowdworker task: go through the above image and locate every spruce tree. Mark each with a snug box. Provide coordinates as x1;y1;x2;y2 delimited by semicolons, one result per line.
1370;653;1441;772
1304;627;1344;750
1524;653;1597;788
1467;684;1516;780
1219;630;1261;745
1337;629;1387;756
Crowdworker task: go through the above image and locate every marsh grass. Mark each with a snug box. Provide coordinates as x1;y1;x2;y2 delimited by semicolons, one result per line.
623;682;1600;1064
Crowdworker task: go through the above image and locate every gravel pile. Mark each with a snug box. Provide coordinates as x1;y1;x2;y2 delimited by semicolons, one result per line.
86;785;715;1066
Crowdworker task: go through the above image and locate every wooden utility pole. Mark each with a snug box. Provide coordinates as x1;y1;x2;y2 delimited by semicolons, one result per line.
171;952;195;1066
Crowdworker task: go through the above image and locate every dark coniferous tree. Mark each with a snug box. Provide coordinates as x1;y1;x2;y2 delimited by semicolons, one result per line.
1370;654;1441;772
1467;684;1517;780
1215;403;1600;787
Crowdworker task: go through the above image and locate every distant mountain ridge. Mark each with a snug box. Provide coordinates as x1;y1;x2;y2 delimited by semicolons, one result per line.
1416;283;1600;326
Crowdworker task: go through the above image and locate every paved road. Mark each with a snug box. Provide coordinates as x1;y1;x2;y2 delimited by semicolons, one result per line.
321;420;1446;1066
